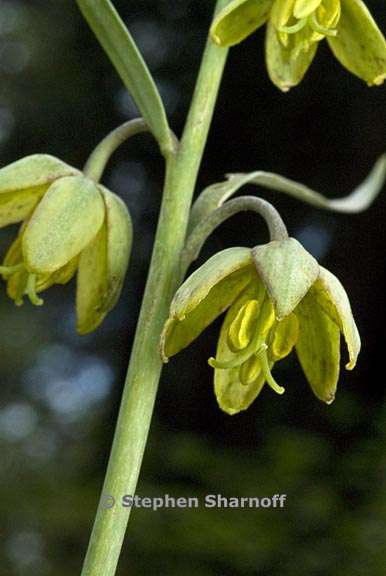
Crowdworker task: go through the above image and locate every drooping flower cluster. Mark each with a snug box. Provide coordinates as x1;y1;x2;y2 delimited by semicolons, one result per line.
0;154;132;334
211;0;386;91
161;238;360;415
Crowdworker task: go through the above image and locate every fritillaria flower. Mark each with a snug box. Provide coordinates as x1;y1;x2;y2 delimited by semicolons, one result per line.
162;238;360;414
211;0;386;91
0;154;132;334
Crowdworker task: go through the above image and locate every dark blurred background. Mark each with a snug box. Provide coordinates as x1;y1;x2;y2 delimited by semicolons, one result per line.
0;1;385;574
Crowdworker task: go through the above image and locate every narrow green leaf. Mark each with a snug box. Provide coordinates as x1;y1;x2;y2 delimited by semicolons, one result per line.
189;154;386;231
76;0;173;154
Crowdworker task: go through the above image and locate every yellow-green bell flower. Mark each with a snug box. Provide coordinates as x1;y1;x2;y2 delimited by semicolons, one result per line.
211;0;386;91
161;238;360;415
0;154;133;334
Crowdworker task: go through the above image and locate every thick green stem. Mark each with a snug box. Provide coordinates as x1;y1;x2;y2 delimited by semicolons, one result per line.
80;3;229;576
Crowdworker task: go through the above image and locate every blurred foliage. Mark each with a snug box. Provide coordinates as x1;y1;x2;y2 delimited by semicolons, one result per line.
0;0;385;575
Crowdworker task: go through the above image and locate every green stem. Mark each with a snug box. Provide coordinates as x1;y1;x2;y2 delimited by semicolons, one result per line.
80;3;229;575
182;195;288;272
83;118;150;182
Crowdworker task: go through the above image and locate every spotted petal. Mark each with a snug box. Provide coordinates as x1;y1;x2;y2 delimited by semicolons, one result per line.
295;286;341;404
328;0;386;86
295;266;360;403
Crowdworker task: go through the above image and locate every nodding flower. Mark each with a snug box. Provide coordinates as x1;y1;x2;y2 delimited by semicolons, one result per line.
161;238;360;415
211;0;386;91
0;154;132;334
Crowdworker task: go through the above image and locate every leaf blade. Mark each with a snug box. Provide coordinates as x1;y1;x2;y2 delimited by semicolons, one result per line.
76;0;172;153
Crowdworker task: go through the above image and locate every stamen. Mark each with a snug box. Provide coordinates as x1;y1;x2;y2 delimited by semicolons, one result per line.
278;17;307;35
209;330;263;370
228;299;259;351
210;298;275;370
0;263;25;277
308;13;337;37
26;274;44;306
257;346;285;396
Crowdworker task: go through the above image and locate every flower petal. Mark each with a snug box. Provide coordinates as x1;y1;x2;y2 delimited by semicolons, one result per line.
328;0;386;86
210;0;273;46
214;286;267;414
252;237;319;320
265;18;318;91
314;266;361;370
295;287;340;404
76;223;108;335
23;175;105;274
0;154;80;195
0;155;80;228
101;187;133;310
161;247;253;360
2;235;28;304
76;187;133;335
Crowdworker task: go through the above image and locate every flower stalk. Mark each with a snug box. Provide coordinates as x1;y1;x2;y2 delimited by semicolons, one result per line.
79;2;229;575
83;118;151;182
181;195;288;272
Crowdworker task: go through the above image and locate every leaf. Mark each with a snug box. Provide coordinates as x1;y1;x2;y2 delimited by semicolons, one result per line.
76;0;172;153
189;154;386;231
